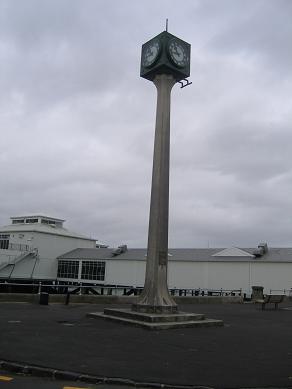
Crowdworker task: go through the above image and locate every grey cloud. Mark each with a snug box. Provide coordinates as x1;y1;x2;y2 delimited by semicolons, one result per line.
204;0;292;73
206;125;292;181
1;0;291;248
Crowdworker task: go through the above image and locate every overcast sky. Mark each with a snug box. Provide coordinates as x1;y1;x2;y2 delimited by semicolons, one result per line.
1;0;291;248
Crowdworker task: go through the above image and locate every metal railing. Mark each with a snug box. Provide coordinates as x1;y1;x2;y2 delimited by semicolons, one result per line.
0;251;35;272
269;289;292;296
4;243;31;251
170;288;242;297
0;281;243;297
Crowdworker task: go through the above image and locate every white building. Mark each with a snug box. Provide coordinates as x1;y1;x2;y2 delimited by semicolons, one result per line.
0;215;96;280
1;216;292;296
57;244;292;296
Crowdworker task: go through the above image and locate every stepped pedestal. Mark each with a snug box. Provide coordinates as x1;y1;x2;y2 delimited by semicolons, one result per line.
87;308;223;330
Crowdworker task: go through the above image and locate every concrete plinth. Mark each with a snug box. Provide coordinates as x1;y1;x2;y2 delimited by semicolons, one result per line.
132;303;177;314
87;308;223;330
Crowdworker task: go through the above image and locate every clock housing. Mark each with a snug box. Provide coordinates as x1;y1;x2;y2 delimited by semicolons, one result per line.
140;31;191;82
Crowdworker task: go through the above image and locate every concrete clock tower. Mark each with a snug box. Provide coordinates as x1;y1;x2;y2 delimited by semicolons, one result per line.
132;31;191;314
89;29;223;329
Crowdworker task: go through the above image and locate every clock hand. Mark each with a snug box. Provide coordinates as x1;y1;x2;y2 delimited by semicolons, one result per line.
145;48;153;60
173;45;180;56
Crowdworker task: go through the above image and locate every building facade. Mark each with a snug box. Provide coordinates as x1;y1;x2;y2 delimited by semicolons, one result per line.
0;215;96;280
1;216;292;296
57;245;292;296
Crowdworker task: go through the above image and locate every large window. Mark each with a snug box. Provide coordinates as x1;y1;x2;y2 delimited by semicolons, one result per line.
41;219;55;225
81;261;105;281
25;218;38;224
57;260;79;279
0;234;10;249
12;219;25;224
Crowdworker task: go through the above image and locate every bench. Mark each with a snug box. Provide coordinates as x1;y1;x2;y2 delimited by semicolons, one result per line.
255;294;285;310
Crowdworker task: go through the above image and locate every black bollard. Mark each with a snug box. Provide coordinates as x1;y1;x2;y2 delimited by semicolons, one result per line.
65;292;70;305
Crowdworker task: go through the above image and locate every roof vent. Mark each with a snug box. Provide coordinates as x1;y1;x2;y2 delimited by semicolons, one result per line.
253;242;268;258
118;245;127;253
112;244;127;256
258;242;268;253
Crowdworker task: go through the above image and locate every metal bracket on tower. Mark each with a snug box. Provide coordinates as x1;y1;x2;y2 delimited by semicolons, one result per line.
178;78;192;89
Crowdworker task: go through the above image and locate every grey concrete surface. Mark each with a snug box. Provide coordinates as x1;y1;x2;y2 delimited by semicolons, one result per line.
0;370;100;388
0;302;292;388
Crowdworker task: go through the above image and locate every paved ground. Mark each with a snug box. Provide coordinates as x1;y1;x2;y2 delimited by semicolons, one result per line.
0;370;103;388
1;301;292;388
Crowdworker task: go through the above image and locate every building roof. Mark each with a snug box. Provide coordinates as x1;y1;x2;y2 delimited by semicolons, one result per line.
10;215;65;222
212;247;254;257
0;223;95;241
58;248;114;260
57;247;292;263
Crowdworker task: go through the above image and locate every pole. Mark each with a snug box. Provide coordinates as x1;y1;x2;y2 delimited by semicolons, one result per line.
132;74;177;313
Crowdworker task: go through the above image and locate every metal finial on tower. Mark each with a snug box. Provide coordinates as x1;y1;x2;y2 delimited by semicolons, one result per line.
166;18;168;32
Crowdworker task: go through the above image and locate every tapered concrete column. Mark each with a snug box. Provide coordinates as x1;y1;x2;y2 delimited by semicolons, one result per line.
132;74;177;313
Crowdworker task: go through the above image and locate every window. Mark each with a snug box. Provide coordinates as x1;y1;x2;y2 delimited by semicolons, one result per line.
41;219;56;225
12;219;25;224
81;261;105;281
0;234;10;249
25;218;38;224
0;234;10;239
57;260;79;279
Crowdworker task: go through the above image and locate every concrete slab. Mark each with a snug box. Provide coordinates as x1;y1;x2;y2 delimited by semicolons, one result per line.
104;308;206;322
88;308;223;329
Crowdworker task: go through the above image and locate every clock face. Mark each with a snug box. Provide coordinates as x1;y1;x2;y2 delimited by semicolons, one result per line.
168;39;189;68
142;40;161;68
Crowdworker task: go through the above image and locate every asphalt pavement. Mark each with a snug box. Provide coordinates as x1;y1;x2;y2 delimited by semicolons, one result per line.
1;301;292;388
0;370;102;389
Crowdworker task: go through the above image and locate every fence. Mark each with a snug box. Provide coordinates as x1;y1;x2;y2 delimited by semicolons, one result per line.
0;281;243;297
269;289;292;296
8;243;31;251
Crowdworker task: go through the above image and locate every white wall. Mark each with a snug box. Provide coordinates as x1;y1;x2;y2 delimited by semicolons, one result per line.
1;231;95;280
206;262;250;292
105;260;145;286
168;261;250;291
1;254;57;280
0;249;22;265
6;229;95;258
104;259;292;294
168;261;208;289
251;262;292;293
9;255;36;279
9;232;32;247
32;258;58;280
31;232;95;258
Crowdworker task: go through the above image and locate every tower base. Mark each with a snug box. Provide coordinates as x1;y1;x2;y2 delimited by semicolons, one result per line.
87;308;223;330
132;303;178;314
